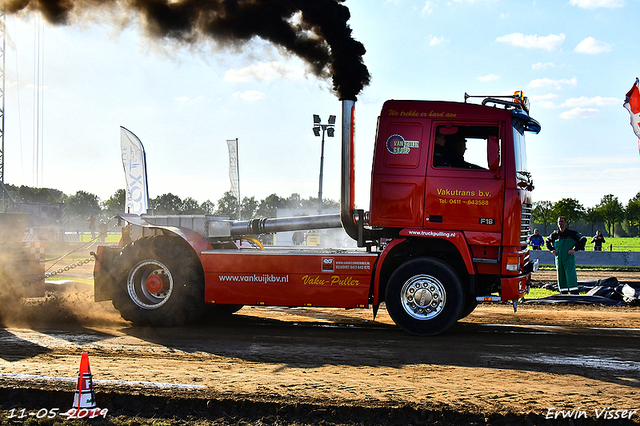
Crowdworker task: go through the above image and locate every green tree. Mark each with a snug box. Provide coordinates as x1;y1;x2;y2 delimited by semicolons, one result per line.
200;200;216;215
151;193;183;215
102;189;126;214
552;198;584;225
215;191;239;219
532;200;555;234
300;195;340;212
9;184;64;203
626;192;640;237
182;197;202;214
256;193;285;218
583;206;605;235
322;197;340;210
595;194;625;236
65;190;101;218
285;193;303;210
241;196;258;220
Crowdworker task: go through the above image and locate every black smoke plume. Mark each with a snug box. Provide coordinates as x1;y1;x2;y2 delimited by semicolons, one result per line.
5;0;371;99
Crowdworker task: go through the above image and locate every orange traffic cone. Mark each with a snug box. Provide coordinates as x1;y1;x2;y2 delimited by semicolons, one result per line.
67;352;102;418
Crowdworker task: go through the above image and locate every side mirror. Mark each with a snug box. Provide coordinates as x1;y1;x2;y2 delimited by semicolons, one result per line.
487;136;500;172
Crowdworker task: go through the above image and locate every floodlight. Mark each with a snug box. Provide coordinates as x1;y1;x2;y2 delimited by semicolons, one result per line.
327;128;335;137
313;114;321;124
328;115;336;125
313;127;321;137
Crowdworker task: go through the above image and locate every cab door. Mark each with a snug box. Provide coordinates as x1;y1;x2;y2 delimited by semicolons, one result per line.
424;122;505;234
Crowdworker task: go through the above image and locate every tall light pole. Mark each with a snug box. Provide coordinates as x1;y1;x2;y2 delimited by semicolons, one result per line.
313;114;335;214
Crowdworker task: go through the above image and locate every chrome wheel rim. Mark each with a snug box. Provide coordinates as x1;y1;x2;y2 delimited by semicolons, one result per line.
127;260;174;310
400;274;446;320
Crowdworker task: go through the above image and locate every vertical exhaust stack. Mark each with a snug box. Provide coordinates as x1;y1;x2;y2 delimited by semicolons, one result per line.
341;99;359;241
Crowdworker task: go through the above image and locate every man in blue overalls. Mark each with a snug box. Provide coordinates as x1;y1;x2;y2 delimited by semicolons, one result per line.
545;216;587;294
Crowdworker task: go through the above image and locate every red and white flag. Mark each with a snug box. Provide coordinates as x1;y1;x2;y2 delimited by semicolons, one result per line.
624;78;640;153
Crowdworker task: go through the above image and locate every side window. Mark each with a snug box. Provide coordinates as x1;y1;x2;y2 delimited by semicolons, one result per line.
433;124;500;170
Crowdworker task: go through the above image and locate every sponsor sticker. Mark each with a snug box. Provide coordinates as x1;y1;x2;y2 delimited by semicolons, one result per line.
386;134;419;154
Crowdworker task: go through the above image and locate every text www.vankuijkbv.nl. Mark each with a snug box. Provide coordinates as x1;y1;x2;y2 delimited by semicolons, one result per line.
218;274;289;283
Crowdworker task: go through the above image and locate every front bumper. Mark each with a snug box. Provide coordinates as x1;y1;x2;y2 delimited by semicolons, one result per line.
499;273;530;300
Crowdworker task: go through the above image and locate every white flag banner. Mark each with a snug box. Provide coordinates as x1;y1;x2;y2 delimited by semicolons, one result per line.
227;139;240;199
120;127;150;215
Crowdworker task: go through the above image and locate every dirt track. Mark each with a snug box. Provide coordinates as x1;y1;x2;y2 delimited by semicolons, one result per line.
0;265;639;425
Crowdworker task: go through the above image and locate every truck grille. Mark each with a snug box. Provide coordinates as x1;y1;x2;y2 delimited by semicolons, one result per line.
521;203;532;246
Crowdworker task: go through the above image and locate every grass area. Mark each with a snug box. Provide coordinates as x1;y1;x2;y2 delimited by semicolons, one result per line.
78;233;121;243
527;287;556;298
533;236;640;251
593;236;640;251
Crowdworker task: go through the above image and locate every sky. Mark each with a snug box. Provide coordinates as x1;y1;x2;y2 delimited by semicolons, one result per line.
3;0;640;212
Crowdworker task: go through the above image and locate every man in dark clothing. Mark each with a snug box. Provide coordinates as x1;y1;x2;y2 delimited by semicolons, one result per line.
433;133;449;167
591;230;605;251
545;216;587;294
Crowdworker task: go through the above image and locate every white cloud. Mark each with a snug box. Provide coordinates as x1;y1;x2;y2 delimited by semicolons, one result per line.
574;37;612;54
496;33;565;51
532;62;556;70
478;74;500;82
560;107;600;119
569;0;623;9
562;96;618;107
529;77;577;89
429;35;448;46
529;93;559;102
422;1;436;13
173;96;205;103
529;93;559;108
528;94;618;109
224;61;304;83
235;90;266;102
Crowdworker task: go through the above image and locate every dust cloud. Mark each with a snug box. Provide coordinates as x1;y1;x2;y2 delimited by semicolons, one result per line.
1;288;129;328
0;257;128;329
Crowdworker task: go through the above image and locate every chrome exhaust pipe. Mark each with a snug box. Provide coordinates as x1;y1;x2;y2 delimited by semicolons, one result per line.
230;213;341;236
341;99;359;241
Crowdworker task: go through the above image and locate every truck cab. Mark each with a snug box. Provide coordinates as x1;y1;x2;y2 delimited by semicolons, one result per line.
369;94;540;326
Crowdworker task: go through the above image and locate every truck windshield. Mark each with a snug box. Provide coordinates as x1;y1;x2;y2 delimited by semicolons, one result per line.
513;126;527;175
512;111;540;184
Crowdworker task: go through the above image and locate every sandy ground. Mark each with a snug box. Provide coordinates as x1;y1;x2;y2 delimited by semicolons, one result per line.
0;263;639;425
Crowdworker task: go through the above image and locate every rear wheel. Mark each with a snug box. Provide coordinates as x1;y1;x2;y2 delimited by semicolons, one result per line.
111;235;205;326
385;257;463;336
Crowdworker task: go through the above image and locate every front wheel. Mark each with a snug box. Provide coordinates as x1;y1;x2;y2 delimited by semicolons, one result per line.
110;235;205;326
385;257;464;336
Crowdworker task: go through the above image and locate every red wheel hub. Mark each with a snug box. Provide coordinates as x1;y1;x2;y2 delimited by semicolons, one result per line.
145;274;169;294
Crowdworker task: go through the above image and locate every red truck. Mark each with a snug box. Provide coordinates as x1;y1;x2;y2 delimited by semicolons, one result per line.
94;93;540;336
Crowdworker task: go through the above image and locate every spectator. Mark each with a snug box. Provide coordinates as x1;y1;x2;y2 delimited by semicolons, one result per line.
99;220;107;242
591;230;605;251
87;215;96;239
528;229;544;250
545;216;587;295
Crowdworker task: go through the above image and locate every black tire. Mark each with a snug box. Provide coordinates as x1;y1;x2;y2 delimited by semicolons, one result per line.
110;235;205;326
385;257;463;336
458;296;478;320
